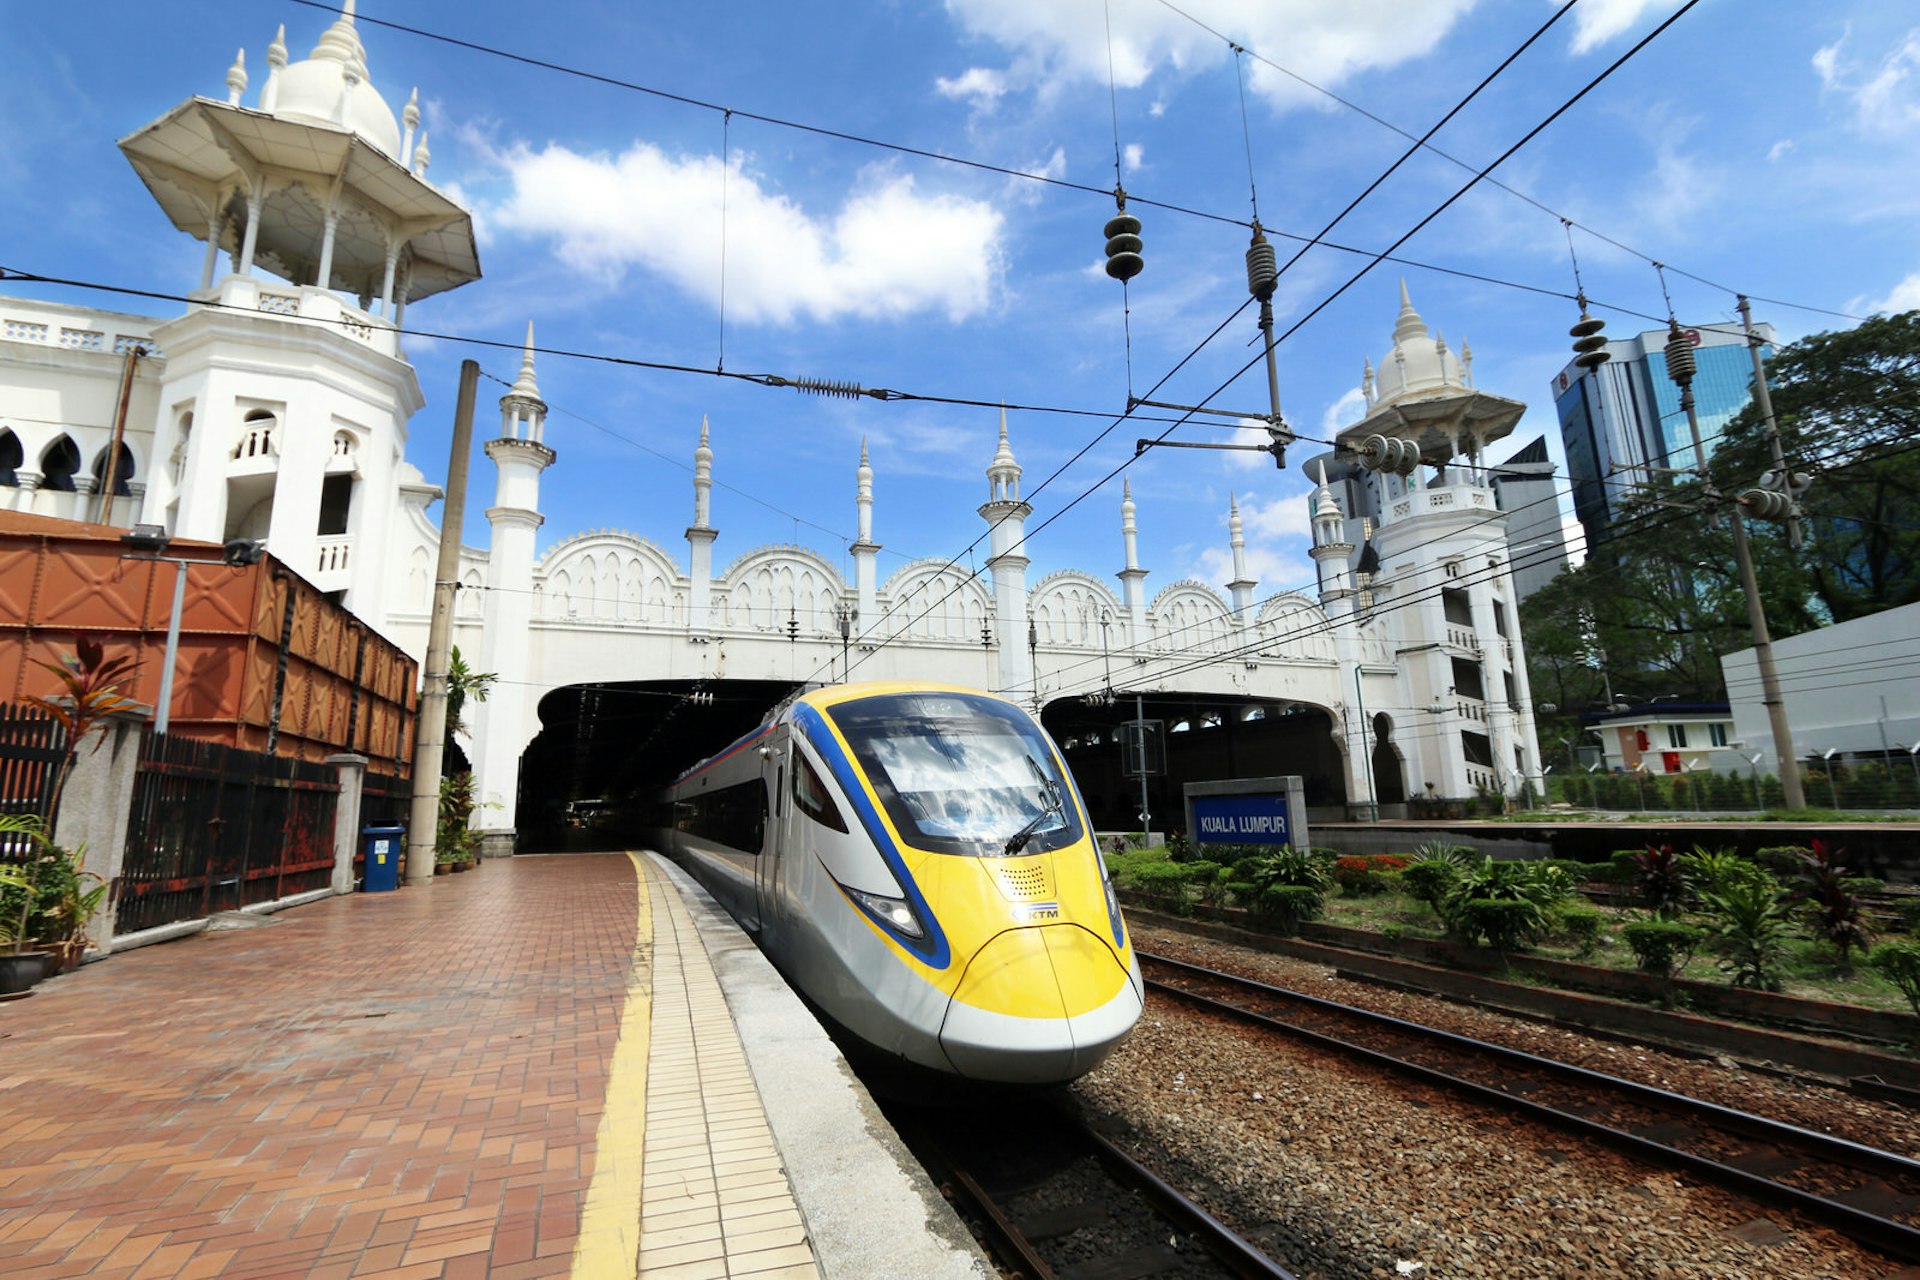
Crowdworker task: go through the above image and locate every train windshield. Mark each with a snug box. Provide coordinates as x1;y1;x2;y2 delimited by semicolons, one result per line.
826;692;1085;857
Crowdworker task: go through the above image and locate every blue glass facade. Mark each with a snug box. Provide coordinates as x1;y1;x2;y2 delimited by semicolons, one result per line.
1552;322;1773;550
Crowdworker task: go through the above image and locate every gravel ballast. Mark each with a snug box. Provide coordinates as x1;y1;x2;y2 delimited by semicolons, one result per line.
1068;922;1915;1280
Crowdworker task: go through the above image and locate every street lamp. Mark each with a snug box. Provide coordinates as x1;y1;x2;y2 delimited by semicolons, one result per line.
1907;744;1920;804
1817;747;1841;810
1742;751;1764;810
120;525;266;734
834;602;858;684
1631;760;1649;812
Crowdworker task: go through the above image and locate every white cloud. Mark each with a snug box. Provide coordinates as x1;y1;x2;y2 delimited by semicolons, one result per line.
1568;0;1667;55
1812;28;1920;134
940;0;1479;110
936;66;1010;112
1319;386;1368;436
1865;271;1920;315
483;141;1006;325
1766;139;1795;163
1195;540;1312;593
1123;143;1144;173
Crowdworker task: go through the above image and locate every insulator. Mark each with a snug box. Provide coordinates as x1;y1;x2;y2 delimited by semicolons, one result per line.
1740;489;1792;520
1358;434;1391;471
1245;232;1277;302
1104;211;1144;282
1569;309;1610;370
792;376;866;400
1663;325;1696;388
1391;437;1422;474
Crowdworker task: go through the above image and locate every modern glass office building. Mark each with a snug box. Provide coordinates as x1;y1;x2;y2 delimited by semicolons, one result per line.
1551;320;1773;551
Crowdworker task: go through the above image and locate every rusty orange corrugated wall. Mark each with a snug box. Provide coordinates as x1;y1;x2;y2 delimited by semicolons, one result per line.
0;510;415;776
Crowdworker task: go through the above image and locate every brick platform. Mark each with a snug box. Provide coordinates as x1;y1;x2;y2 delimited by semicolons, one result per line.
0;854;641;1279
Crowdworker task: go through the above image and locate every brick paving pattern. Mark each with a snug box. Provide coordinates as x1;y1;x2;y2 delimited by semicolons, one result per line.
0;853;640;1279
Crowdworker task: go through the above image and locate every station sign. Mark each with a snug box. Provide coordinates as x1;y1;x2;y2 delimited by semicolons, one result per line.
1183;775;1309;850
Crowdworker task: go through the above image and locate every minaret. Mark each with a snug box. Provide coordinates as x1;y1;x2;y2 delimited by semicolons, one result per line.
1309;461;1354;609
1117;478;1149;656
1226;493;1255;621
474;324;554;853
686;417;717;638
977;409;1031;695
851;438;880;630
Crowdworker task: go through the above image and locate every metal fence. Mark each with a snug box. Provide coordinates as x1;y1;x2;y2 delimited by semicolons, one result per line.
116;731;341;935
0;704;66;825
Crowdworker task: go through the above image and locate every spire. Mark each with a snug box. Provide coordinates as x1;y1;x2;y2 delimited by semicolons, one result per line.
1392;277;1429;344
986;405;1021;503
1121;477;1141;573
509;322;541;399
401;88;420;160
692;415;714;529
310;0;366;65
226;49;248;106
412;131;430;178
262;25;287;111
1229;491;1244;541
855;436;874;544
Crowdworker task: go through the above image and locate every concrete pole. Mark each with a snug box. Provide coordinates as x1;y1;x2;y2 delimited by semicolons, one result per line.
406;361;479;884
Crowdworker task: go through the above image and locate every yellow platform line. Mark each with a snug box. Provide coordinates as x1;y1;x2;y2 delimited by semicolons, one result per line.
571;851;653;1280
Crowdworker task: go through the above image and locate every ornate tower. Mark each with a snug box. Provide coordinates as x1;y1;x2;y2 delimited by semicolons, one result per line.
119;2;479;624
978;409;1031;696
851;438;880;627
685;417;717;638
472;326;553;852
1309;461;1355;612
1334;282;1540;800
1226;493;1256;623
1117;478;1149;655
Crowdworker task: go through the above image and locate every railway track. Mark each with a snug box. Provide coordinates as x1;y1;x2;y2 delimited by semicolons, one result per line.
1139;948;1920;1266
886;1096;1296;1280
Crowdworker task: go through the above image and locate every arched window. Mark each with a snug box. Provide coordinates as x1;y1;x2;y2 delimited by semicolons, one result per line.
40;437;81;492
0;430;21;486
91;442;136;496
233;409;277;460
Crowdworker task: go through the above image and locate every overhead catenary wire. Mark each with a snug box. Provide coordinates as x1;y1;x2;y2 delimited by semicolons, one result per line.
275;0;1853;329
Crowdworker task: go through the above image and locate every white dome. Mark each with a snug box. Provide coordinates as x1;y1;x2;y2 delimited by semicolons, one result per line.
269;7;401;158
1367;281;1470;411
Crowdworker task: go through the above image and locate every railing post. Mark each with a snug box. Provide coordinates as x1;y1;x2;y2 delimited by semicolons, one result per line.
326;754;369;896
51;711;151;956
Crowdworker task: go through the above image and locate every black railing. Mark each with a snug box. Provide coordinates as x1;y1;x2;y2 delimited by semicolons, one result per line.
0;704;67;827
117;733;340;935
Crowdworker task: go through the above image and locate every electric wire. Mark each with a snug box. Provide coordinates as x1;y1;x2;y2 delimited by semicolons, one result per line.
275;0;1852;329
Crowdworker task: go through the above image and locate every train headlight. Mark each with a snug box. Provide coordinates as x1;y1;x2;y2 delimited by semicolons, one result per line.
844;886;925;939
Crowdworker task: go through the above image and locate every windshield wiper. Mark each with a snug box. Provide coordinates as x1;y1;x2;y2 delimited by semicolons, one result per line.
1003;757;1063;855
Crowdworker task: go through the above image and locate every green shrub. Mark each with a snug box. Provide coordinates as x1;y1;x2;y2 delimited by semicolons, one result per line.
1402;859;1460;914
1440;858;1568;952
1868;941;1920;1021
1121;860;1196;914
1163;831;1195;862
1252;884;1324;934
1754;844;1812;882
1537;858;1595;885
1412;840;1475;866
1600;850;1645;887
1556;903;1608;956
1621;920;1705;979
1456;898;1545;953
1897;899;1920;935
1697;875;1793;991
1681;846;1766;898
1185;860;1230;907
1238;845;1332;892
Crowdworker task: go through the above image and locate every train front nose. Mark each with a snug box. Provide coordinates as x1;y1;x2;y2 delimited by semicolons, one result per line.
939;925;1143;1084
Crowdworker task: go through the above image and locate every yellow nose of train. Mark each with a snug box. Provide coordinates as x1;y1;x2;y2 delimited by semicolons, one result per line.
930;853;1143;1084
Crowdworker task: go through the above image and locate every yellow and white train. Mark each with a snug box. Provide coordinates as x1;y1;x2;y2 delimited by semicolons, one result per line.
652;681;1142;1087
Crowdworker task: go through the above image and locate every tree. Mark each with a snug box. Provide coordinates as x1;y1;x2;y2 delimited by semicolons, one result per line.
444;646;496;740
1709;310;1920;623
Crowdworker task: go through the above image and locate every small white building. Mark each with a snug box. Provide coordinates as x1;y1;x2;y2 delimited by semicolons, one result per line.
1586;702;1737;777
1721;601;1920;776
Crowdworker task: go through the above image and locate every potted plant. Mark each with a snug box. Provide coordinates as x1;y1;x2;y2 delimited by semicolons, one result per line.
2;638;143;991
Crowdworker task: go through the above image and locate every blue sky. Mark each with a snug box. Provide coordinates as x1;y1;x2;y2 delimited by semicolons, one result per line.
5;0;1917;604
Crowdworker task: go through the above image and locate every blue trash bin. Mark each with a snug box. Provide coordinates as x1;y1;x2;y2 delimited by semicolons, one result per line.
362;825;405;892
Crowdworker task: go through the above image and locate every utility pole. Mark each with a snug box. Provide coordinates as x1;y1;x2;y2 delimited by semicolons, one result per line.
407;360;480;884
1664;318;1804;809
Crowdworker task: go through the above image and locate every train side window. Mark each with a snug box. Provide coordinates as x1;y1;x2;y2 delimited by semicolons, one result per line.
793;751;848;833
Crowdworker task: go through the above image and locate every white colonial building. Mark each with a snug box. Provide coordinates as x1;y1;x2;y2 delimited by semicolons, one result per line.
0;5;1545;849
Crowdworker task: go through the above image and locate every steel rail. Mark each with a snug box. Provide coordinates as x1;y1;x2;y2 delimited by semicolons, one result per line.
1140;950;1920;1265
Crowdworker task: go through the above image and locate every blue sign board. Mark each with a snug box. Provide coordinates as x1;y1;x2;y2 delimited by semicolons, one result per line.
1190;792;1293;847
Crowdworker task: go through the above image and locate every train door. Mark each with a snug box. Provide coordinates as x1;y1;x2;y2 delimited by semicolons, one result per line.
755;729;786;926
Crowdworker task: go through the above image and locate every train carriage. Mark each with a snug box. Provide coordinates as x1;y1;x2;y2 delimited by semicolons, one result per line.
655;681;1143;1086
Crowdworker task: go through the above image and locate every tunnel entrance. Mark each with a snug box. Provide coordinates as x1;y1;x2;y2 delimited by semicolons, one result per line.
515;679;800;851
1043;693;1345;838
